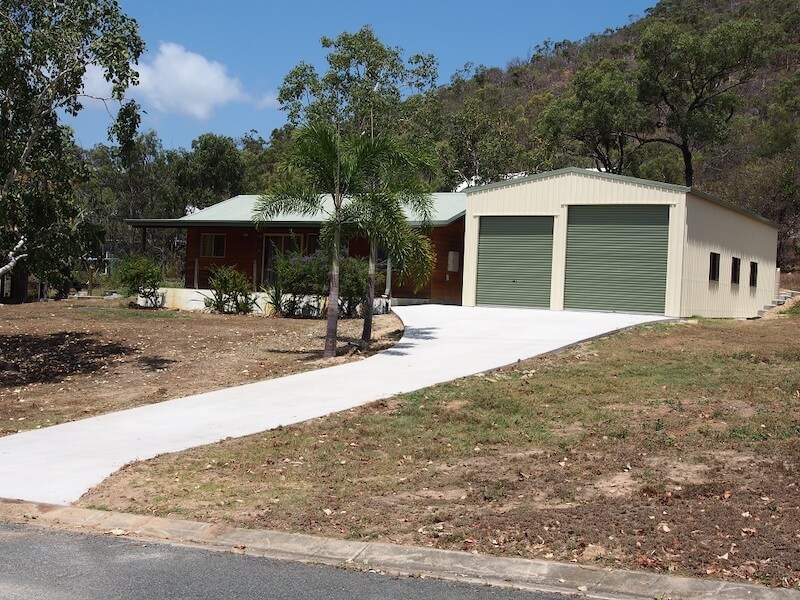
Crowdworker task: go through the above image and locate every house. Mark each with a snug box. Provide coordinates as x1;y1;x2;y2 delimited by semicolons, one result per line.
126;193;466;308
461;168;778;318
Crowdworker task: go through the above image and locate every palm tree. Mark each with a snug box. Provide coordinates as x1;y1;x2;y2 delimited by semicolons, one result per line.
342;147;436;345
254;122;406;358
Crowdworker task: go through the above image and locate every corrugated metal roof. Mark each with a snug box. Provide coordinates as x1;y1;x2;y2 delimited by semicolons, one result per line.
127;193;466;228
464;167;691;195
465;167;777;228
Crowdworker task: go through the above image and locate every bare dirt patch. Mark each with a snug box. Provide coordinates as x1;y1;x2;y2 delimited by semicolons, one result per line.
79;316;800;590
0;298;402;434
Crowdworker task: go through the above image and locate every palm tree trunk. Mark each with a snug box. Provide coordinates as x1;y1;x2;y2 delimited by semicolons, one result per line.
324;224;341;358
361;240;378;346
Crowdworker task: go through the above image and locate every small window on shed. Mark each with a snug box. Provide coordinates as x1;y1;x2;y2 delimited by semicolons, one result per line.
731;257;741;285
709;252;720;282
749;261;758;287
200;233;225;258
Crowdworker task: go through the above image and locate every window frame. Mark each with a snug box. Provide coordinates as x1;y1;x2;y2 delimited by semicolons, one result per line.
200;233;226;258
749;261;758;288
709;252;720;282
731;257;741;285
305;233;321;255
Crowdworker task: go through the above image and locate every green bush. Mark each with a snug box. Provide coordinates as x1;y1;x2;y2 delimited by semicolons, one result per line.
338;254;379;318
204;265;258;314
272;250;382;318
117;255;163;308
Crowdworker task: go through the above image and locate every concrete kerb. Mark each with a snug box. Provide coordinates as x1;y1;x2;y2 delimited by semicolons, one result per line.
2;500;797;600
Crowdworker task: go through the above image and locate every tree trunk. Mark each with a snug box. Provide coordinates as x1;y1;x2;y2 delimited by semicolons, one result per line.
361;240;378;347
324;224;341;358
681;142;694;187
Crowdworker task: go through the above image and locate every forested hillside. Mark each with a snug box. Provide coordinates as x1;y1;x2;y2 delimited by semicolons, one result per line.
79;0;800;277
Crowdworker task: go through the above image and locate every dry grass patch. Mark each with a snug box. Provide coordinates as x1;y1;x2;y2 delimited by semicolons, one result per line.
0;299;402;435
80;316;800;589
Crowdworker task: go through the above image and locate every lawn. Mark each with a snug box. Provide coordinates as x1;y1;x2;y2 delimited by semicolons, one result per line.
79;309;800;589
0;298;402;435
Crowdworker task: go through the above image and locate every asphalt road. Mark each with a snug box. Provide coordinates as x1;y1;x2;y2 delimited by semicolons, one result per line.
0;523;572;600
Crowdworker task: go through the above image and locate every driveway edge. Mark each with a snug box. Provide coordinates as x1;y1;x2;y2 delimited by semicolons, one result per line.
1;499;796;600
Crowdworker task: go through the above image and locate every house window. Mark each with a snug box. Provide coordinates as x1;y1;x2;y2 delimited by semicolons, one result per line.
731;257;741;285
709;252;720;282
200;233;225;258
306;233;321;255
749;261;758;287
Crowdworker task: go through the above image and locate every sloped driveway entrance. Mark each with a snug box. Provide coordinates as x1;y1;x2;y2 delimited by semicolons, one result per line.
0;305;665;504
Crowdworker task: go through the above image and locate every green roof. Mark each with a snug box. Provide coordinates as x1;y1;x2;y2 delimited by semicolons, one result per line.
126;193;466;228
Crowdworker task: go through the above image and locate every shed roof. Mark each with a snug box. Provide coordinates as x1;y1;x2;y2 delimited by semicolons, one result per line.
465;167;777;229
126;193;466;229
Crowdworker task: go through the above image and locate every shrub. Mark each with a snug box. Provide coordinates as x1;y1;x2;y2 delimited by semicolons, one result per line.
270;251;326;318
204;265;258;314
117;255;163;308
338;254;381;318
272;250;382;318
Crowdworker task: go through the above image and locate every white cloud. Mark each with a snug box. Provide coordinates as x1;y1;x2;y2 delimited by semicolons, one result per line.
79;64;116;111
80;42;279;121
256;92;280;110
82;64;113;98
135;42;247;120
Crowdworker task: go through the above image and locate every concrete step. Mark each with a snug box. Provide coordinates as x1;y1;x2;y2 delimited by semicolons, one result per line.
759;289;800;316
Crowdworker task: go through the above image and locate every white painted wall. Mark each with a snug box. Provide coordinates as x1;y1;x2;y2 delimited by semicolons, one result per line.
680;194;777;318
152;287;271;313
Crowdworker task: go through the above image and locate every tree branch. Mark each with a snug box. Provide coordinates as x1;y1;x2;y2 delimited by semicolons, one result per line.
0;237;28;277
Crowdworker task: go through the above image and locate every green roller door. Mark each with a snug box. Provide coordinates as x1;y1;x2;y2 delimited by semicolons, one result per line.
564;205;668;313
476;216;553;307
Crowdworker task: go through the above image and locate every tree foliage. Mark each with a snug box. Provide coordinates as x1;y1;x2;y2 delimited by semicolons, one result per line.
176;133;245;208
538;59;647;174
0;0;144;277
255;123;385;357
635;18;777;185
117;254;163;307
278;25;438;138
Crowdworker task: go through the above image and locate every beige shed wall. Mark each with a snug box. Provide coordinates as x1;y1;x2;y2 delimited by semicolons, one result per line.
680;194;777;318
462;171;686;316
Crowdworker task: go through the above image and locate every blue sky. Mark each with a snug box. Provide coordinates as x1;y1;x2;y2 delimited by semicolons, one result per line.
69;0;658;150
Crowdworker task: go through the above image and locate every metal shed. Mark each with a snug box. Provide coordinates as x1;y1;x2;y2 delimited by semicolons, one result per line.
461;168;778;318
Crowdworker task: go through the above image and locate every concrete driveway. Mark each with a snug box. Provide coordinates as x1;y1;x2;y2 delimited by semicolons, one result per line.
0;305;665;505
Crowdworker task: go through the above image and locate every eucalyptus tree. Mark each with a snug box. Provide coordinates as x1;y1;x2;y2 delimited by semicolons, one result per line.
0;0;144;277
635;18;776;185
177;133;245;209
278;25;438;139
537;59;647;174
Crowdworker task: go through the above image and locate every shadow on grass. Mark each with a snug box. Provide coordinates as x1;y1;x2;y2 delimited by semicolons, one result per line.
0;332;132;386
136;356;178;371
